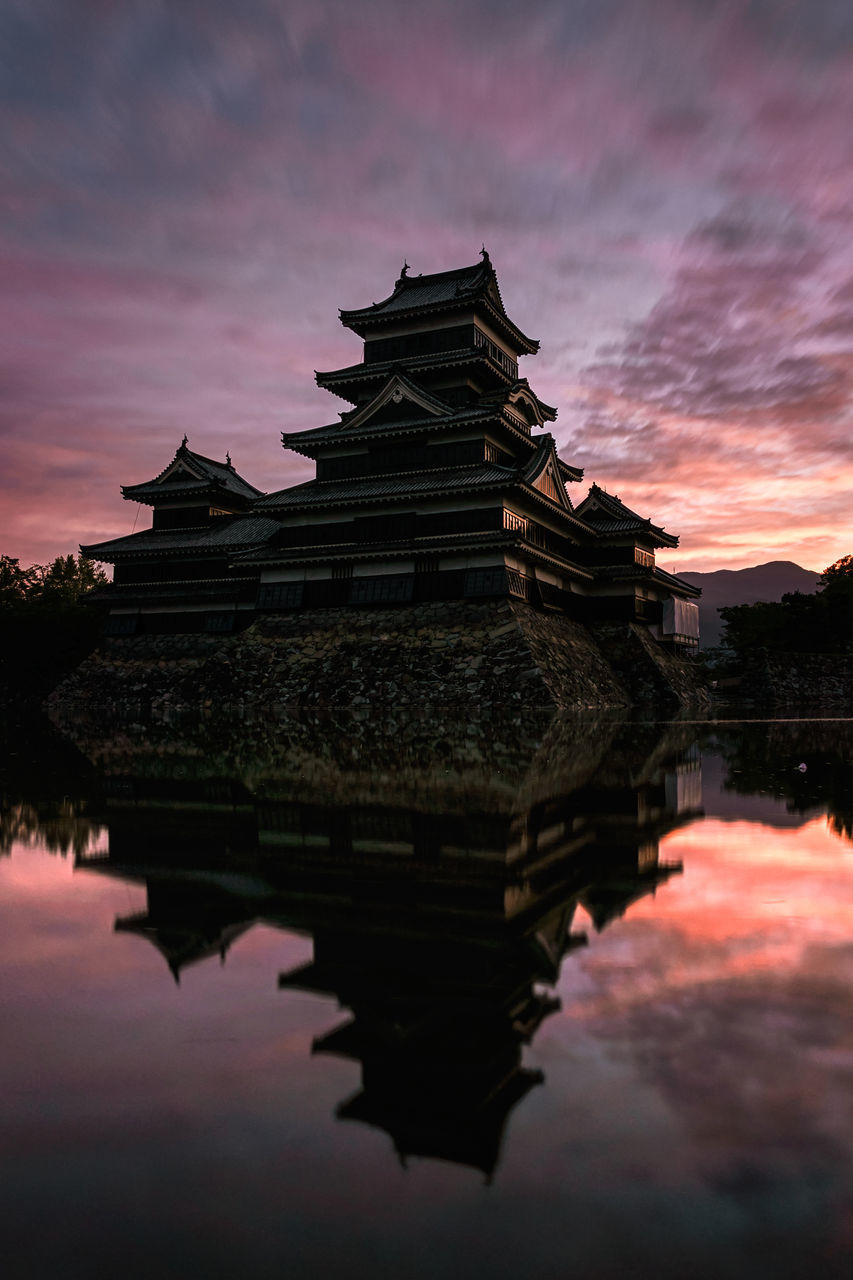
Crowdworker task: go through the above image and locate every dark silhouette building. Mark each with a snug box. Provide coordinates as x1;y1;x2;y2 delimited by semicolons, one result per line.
83;253;699;645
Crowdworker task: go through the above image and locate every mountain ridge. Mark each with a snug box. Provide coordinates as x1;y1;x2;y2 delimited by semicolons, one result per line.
679;560;822;648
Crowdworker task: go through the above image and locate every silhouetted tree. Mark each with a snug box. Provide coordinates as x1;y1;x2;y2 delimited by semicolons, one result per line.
1;553;108;702
0;555;39;606
30;554;107;606
1;553;107;610
719;555;852;656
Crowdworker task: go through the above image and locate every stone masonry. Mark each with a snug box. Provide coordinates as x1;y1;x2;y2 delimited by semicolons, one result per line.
49;598;708;716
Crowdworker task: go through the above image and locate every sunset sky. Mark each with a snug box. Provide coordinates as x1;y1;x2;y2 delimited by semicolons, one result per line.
3;0;853;572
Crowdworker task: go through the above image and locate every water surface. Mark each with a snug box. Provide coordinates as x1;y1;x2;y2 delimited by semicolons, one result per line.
2;713;853;1279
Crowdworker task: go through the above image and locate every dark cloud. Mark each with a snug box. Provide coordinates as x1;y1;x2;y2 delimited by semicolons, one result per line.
744;0;853;58
582;204;844;425
4;0;853;567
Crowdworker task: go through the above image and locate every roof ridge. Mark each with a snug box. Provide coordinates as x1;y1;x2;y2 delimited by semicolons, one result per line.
340;258;487;316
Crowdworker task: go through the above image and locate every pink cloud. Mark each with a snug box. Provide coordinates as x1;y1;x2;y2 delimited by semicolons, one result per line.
4;1;853;568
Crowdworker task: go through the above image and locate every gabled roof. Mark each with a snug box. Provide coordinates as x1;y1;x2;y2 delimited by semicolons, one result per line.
521;438;575;513
338;251;539;355
575;483;679;549
342;371;451;427
499;379;557;425
121;441;262;507
284;373;451;456
115;911;253;983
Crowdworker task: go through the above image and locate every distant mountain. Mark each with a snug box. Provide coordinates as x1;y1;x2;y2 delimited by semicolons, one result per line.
679;560;822;648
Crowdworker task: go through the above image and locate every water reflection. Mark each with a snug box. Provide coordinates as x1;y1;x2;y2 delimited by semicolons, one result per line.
43;708;701;1177
0;714;103;857
713;720;853;841
4;711;853;1278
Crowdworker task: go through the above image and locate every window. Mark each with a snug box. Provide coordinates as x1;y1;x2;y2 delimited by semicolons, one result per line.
257;582;304;609
505;568;534;601
350;574;415;604
503;510;526;533
104;614;138;636
464;567;507;597
473;328;518;378
204;611;235;633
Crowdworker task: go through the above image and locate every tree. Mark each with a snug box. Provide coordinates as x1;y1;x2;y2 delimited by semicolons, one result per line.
818;555;853;651
820;554;853;587
0;556;39;607
1;553;109;702
719;553;853;657
31;554;108;606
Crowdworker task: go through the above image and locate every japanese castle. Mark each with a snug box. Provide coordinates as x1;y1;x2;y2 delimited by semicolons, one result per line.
84;251;700;647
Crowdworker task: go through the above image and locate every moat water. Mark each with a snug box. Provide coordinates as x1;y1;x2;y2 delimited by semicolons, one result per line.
2;710;853;1280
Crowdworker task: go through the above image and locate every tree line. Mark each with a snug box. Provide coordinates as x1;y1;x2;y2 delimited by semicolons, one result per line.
719;555;853;657
1;554;108;704
1;554;107;610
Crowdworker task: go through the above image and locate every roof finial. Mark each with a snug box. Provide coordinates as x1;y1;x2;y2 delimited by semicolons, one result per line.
480;244;491;265
400;260;409;278
181;433;188;448
225;450;231;467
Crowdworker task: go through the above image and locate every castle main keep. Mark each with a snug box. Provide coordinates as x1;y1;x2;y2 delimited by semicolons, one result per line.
83;252;700;653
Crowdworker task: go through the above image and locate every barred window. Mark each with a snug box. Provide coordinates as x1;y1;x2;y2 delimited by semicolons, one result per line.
464;567;508;597
503;510;526;533
349;574;415;604
104;614;138;636
257;582;304;609
204;611;235;633
473;328;518;378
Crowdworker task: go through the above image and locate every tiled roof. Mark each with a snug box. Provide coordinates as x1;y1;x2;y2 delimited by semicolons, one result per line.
315;348;501;387
341;261;489;321
581;517;647;534
593;563;700;596
283;404;502;450
122;444;262;504
651;565;701;596
82;515;281;559
575;483;678;548
241;531;515;566
338;254;538;354
257;464;515;510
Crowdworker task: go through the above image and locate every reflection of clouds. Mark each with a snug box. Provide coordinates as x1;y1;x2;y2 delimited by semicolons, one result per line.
562;817;853;1219
571;820;853;996
609;970;853;1214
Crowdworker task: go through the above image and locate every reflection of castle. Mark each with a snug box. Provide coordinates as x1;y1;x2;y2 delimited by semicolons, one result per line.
77;721;700;1177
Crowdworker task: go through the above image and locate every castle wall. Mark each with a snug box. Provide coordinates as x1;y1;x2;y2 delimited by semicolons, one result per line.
49;599;708;715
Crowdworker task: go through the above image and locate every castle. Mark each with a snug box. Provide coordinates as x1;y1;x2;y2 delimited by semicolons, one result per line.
83;252;699;649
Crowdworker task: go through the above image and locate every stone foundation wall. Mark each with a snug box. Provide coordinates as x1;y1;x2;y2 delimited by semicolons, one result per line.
591;622;708;708
49;599;708;714
738;651;853;712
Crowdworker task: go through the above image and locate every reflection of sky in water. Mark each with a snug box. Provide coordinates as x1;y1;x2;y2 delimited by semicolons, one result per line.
2;735;853;1280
